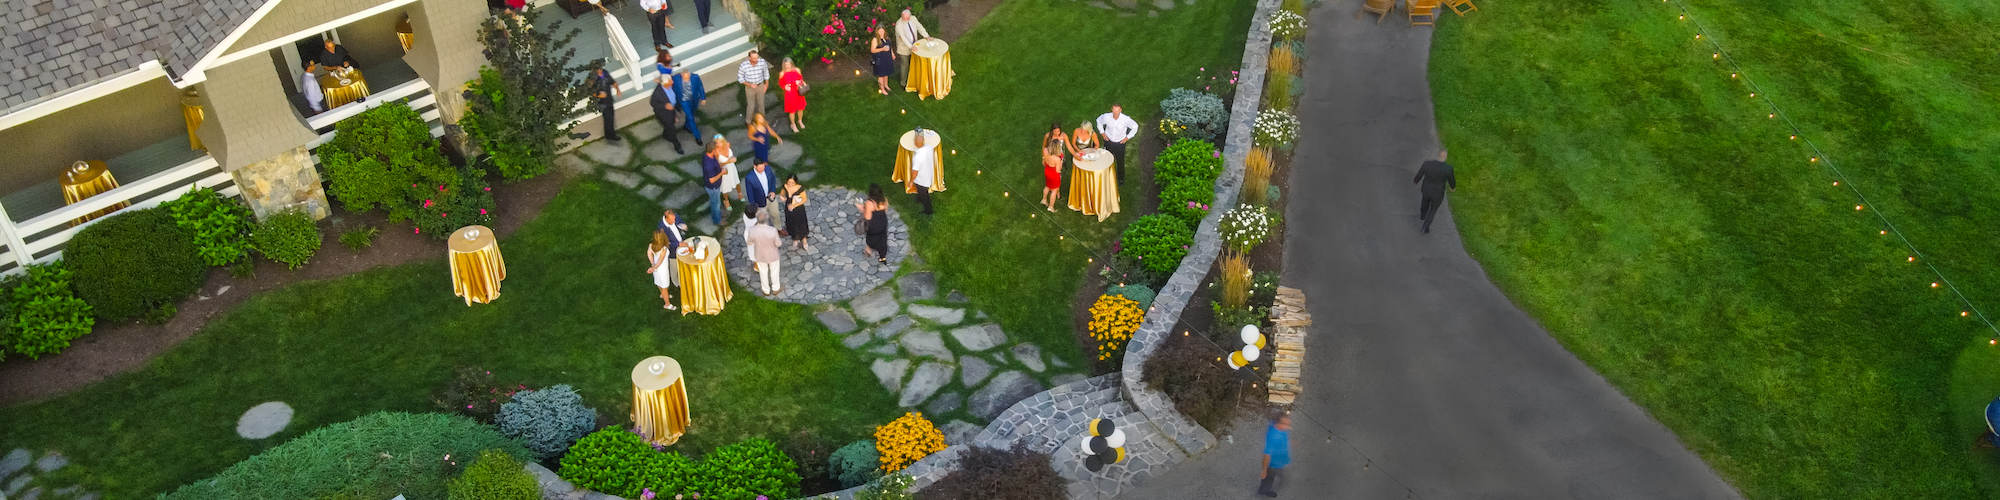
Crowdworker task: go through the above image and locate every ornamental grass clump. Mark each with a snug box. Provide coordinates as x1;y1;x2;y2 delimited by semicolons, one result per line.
1268;44;1297;77
1253;109;1300;148
496;384;598;459
1220;205;1276;253
1243;148;1274;206
1089;294;1145;361
873;412;945;473
1218;252;1252;310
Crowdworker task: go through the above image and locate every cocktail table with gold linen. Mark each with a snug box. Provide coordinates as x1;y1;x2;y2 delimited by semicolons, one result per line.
890;129;946;194
904;38;954;100
319;68;373;108
61;161;129;225
631;356;691;446
1068;149;1120;221
449;225;506;305
675;236;733;315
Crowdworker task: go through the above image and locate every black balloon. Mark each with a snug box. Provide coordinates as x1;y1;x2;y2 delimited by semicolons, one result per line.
1084;455;1104;472
1089;437;1112;457
1090;419;1116;437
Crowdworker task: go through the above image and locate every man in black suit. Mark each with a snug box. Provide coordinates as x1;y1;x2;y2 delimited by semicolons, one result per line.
1413;149;1457;234
317;39;357;69
649;75;685;154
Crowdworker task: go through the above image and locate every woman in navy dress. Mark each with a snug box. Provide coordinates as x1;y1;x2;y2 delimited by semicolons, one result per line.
870;27;896;95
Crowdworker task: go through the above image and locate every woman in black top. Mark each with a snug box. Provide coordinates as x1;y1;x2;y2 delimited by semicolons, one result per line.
856;183;890;265
782;175;810;250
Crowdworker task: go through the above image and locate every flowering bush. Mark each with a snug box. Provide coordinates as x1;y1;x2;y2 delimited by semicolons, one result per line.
434;366;524;423
1089;294;1145;361
750;0;924;64
1219;205;1276;253
1120;215;1194;274
1153;139;1223;189
410;164;498;239
1253;109;1299;148
1157;118;1188;144
874;412;946;473
1269;10;1308;40
1159;88;1228;141
1189;66;1239;96
1158;178;1216;227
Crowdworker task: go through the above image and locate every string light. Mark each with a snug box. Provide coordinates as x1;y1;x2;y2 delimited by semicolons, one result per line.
1964;311;1970;317
1880;230;1887;234
1933;283;1942;288
1855;205;1863;210
1833;181;1839;185
1908;257;1915;262
1790;135;1798;140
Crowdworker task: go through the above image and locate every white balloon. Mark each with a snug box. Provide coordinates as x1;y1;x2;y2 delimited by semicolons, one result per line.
1106;429;1127;449
1241;344;1260;362
1080;436;1097;455
1240;324;1261;344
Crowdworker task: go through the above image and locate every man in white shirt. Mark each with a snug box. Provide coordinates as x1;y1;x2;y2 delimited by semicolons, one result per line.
299;60;325;114
893;9;930;90
1096;103;1140;178
910;130;937;215
737;50;772;121
640;0;674;51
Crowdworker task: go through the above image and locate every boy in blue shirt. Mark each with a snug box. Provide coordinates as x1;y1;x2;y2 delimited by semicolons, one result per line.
1260;414;1291;497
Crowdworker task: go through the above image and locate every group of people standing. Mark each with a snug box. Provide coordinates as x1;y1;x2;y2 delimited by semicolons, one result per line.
867;9;934;96
1034;105;1140;211
648;165;811;306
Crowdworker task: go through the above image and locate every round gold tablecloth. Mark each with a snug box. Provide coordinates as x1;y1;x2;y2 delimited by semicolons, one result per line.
904;39;954;100
180;91;205;150
449;225;506;305
1068;149;1120;221
60;161;129;226
675;236;732;315
319;68;373;109
891;129;947;194
631;356;691;446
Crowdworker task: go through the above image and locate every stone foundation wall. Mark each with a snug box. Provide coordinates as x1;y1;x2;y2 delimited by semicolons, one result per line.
230;146;331;221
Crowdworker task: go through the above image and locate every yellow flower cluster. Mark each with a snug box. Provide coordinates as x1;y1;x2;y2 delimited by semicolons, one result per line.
874;412;946;473
1089;294;1145;361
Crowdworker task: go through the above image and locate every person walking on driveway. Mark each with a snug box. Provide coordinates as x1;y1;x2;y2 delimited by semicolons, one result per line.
1259;414;1292;497
1413;149;1457;234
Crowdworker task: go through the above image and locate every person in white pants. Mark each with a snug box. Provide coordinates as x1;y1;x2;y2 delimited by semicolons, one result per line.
747;208;784;296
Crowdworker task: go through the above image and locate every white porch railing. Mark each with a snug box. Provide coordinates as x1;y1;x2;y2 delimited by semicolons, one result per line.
0;154;239;275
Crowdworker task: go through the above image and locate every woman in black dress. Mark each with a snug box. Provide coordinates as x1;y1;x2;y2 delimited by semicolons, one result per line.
856;183;890;265
782;174;810;250
870;27;896;96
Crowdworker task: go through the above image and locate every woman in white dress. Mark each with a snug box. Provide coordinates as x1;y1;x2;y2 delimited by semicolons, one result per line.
646;230;678;310
715;134;742;211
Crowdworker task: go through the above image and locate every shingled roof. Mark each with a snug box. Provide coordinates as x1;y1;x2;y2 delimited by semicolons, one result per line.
0;0;269;111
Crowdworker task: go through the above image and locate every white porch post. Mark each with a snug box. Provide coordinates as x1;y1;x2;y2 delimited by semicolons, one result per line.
0;203;34;269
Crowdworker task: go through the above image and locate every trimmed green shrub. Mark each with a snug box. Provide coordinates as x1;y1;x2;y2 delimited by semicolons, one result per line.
828;439;880;488
1158;178;1216;227
559;429;800;500
448;449;541;500
159;412;532;500
496;384;597;459
412;164;498;239
251;208;322;269
340;225;380;252
1160;89;1228;142
1105;283;1156;310
66;208;205;321
1152;139;1222;189
917;445;1064;500
0;262;94;360
1119;215;1194;274
162;187;254;266
319;101;456;219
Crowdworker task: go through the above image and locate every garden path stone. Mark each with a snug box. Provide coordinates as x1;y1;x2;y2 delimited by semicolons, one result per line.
706;87;744;116
19;486;40;500
1087;0;1110;7
949;323;1006;352
30;453;63;474
1148;9;1159;17
960;356;995;387
769;141;805;167
1051;373;1086;386
798;171;816;182
815;309;858;333
642;164;683;184
676;159;708;178
897;272;937;301
0;449;28;480
841;332;871;349
642;140;689;163
554;153;594;175
872;359;910;393
692;217;718;235
908;304;963;325
939;419;981;446
899;330;953;360
663;182;706;209
945;290;967;303
868;344;898;356
874;315;916;340
720;188;910;304
969;371;1044;420
236;402;293;439
1051;357;1070;368
629;120;664;142
6;475;29;495
1011;343;1046;372
579;139;634;166
927;392;964;415
603;170;642;189
899;362;954;407
636;183;664;201
851;287;900;323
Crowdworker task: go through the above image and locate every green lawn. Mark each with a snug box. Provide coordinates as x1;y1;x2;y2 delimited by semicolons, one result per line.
0;182;897;499
1431;0;2000;497
795;0;1254;363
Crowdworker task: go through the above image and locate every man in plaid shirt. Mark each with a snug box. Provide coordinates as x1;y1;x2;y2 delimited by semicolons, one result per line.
737;50;772;121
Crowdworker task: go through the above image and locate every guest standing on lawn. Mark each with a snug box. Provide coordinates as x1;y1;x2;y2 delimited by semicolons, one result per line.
590;66;623;142
715;134;741;210
893;9;930;88
1041;122;1068;212
909;130;938;215
648;75;686;154
780;58;808;131
702;142;728;224
870;28;897;95
1069;121;1100;155
744;159;782;226
858;184;890;265
1096;104;1139;178
670;63;707;145
647;230;679;311
1413;149;1457;235
1259;414;1292;497
737;50;771;121
749;113;783;165
782;175;810;250
748;208;783;296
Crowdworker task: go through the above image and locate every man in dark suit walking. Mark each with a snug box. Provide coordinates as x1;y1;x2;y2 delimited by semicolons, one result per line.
1413;149;1457;234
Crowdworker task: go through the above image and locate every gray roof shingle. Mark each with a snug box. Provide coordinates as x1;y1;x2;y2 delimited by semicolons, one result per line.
0;0;269;111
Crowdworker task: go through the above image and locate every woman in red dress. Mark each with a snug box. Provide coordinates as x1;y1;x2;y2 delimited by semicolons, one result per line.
1041;122;1069;212
779;58;808;132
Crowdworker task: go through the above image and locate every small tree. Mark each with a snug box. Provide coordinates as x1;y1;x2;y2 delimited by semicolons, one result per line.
463;9;604;181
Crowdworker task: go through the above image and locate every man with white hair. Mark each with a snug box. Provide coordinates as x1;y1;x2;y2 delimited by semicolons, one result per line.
893;8;931;90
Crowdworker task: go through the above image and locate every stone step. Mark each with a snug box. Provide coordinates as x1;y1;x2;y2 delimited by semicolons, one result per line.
972;374;1130;451
1050;412;1187;500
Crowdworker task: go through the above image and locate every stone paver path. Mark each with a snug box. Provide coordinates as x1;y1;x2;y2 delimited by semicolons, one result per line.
719;187;909;303
2;448;99;500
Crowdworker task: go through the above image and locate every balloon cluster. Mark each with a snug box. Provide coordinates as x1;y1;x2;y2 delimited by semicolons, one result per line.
1080;418;1128;472
1229;324;1267;370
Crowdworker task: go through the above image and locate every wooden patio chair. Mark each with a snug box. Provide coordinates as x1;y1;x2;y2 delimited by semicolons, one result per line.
1444;0;1477;16
1358;0;1392;24
1407;0;1440;25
